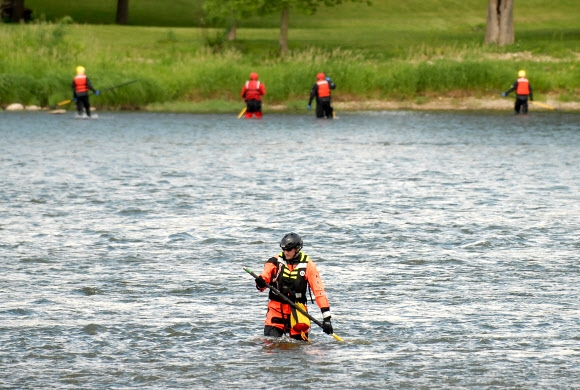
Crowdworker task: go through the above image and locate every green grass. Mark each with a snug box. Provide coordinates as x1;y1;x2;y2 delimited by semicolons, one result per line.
25;0;580;30
2;0;579;110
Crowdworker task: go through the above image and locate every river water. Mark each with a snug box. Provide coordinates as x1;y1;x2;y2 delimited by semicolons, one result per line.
1;111;579;389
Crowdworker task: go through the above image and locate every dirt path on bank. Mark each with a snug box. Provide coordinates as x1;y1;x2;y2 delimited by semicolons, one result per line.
270;96;580;113
337;97;579;112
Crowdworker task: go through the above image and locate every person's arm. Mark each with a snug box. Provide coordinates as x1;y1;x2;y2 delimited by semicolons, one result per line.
529;83;533;101
306;260;330;310
86;77;96;93
308;84;318;106
255;260;277;291
503;81;517;96
259;83;266;96
326;77;336;90
306;260;333;334
241;85;247;99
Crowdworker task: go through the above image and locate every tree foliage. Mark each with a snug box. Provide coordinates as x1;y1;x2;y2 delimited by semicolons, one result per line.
1;0;32;22
260;0;370;55
203;0;265;40
203;0;370;54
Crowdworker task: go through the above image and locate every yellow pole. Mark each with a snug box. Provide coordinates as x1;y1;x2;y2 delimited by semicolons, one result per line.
244;266;344;342
530;101;555;110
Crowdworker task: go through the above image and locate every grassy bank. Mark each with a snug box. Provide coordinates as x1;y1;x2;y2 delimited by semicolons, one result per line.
1;0;579;111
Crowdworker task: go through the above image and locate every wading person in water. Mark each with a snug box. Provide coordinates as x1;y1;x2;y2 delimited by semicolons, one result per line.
241;72;266;119
72;66;99;118
308;72;336;119
254;232;334;340
502;70;533;114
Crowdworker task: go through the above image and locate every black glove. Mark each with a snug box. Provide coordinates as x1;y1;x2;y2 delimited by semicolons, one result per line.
255;276;267;290
322;318;333;335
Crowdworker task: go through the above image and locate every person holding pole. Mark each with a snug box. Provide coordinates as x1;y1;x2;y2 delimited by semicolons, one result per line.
241;72;266;119
72;65;99;118
502;70;533;114
253;232;334;341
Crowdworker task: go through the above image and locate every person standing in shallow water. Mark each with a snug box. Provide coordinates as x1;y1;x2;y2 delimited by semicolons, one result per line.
502;70;533;114
308;72;336;119
241;72;266;119
72;66;99;118
254;232;334;340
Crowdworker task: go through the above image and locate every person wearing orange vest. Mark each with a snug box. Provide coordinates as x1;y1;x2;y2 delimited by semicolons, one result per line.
72;66;99;118
502;70;533;114
241;72;266;119
254;232;334;340
308;72;336;119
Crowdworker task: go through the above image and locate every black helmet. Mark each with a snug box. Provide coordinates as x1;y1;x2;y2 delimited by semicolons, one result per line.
280;232;303;251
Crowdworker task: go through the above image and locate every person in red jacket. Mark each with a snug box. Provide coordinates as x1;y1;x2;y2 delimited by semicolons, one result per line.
502;70;533;114
308;72;336;119
241;72;266;119
254;232;334;340
72;66;99;118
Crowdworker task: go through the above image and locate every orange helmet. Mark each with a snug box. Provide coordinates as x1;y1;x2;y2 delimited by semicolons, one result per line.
250;72;258;80
317;72;325;80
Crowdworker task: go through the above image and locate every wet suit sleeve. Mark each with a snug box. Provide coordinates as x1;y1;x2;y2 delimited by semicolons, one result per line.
306;260;330;310
259;83;266;97
308;84;318;105
258;260;278;291
329;81;336;90
86;77;96;93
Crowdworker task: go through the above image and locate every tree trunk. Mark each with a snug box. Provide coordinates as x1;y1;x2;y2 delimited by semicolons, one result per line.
11;0;25;22
279;6;289;56
227;21;237;41
116;0;129;25
484;0;514;45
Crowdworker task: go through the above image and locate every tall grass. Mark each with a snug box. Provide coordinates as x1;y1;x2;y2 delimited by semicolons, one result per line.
1;22;578;109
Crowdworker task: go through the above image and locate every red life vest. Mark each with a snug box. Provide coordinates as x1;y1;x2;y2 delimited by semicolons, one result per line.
516;77;530;95
244;80;262;100
74;75;88;93
317;80;330;98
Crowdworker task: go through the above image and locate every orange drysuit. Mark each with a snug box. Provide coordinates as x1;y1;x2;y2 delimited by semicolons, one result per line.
258;251;330;338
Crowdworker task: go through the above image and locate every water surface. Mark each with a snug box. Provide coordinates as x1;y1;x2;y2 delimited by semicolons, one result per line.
1;111;579;388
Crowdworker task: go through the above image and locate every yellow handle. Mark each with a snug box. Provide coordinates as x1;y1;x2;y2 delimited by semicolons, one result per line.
237;107;247;118
530;101;554;110
332;333;344;342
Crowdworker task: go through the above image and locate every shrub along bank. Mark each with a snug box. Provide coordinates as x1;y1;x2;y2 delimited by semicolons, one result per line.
1;22;578;112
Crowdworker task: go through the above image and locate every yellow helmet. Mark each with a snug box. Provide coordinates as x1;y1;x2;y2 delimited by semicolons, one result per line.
76;66;86;75
518;70;526;78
